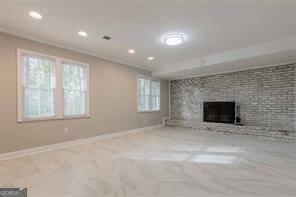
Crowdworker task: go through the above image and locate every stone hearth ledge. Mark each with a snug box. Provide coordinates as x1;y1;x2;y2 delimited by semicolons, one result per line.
165;119;296;142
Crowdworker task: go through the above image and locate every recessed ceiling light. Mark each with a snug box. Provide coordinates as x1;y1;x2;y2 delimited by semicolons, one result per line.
29;11;43;19
147;57;154;61
128;49;135;54
78;31;87;37
164;34;184;46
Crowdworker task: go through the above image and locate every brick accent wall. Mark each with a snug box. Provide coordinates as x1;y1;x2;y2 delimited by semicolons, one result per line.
167;64;296;139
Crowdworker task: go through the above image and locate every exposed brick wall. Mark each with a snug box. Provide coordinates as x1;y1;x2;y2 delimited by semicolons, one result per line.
169;64;296;133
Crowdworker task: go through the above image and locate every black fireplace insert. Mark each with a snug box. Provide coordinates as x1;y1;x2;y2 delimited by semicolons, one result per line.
203;102;235;124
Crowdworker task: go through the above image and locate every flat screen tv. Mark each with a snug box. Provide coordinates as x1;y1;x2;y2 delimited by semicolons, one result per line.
203;102;235;124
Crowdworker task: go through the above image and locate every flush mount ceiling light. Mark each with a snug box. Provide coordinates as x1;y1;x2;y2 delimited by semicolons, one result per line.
78;31;87;37
29;11;43;19
147;57;154;61
128;49;135;54
164;34;184;46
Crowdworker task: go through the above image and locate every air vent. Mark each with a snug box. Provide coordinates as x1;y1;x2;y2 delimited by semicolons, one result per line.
102;35;111;40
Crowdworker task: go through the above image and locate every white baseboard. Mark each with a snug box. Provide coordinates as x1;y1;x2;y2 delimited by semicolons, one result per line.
0;124;163;162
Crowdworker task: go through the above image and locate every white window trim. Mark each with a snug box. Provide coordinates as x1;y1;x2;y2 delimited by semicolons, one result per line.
60;58;90;118
137;75;161;113
150;78;161;112
17;48;90;122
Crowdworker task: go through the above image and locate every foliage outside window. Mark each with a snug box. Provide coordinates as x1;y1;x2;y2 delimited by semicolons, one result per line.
17;49;89;121
137;75;161;112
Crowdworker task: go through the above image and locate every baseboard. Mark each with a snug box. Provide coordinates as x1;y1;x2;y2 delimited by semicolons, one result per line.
0;124;163;162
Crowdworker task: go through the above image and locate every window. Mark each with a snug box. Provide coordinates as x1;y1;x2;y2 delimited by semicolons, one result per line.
63;62;87;116
17;49;89;121
22;54;56;118
151;79;161;111
137;75;161;112
138;76;150;112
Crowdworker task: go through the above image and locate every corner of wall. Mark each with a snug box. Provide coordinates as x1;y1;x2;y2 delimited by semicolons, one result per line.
0;33;4;153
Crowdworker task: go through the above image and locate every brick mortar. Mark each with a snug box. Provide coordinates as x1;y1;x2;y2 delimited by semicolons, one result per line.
167;64;296;141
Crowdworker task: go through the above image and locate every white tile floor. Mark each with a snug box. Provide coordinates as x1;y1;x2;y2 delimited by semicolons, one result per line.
0;127;296;197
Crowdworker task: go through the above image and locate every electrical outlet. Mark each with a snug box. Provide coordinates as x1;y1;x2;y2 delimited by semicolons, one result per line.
64;128;69;133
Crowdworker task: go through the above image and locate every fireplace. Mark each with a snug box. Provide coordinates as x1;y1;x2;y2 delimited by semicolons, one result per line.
203;102;235;124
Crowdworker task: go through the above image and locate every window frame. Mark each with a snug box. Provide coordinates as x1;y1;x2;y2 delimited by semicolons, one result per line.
61;59;90;118
17;48;90;122
150;78;161;112
137;75;150;112
137;75;161;113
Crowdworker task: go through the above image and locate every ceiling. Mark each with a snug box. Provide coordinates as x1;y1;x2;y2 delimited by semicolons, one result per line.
0;0;295;80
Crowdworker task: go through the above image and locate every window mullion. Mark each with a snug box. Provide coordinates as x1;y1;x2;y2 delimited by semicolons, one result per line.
55;58;63;118
148;78;151;112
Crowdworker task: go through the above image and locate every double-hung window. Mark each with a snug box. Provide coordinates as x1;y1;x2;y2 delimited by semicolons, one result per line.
17;49;89;121
137;75;161;112
22;53;56;118
63;62;88;116
138;76;150;112
150;79;161;111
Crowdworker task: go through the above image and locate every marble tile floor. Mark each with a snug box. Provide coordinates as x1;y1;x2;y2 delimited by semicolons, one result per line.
0;127;296;197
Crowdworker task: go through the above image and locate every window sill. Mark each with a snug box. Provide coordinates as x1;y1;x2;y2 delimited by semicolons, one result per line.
18;115;90;123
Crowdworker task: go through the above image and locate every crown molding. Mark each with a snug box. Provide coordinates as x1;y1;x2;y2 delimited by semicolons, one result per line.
170;62;296;81
2;27;294;77
0;27;152;72
153;37;296;76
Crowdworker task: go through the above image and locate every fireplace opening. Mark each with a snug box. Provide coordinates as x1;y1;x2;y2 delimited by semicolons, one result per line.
203;102;235;124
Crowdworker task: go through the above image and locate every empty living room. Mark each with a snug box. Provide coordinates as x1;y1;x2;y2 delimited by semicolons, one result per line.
0;1;295;196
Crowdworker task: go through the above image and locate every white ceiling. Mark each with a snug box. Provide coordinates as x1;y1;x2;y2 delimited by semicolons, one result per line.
1;0;295;80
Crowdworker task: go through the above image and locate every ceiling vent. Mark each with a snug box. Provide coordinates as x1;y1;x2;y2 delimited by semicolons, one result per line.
102;35;111;40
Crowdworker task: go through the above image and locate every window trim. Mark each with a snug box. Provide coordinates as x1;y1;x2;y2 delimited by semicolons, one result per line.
137;75;150;113
137;75;161;113
61;58;90;118
150;78;161;112
17;48;90;122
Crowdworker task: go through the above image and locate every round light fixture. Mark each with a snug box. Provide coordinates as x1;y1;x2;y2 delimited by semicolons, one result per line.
147;57;154;61
29;11;43;19
78;31;87;37
128;49;135;54
164;34;184;46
